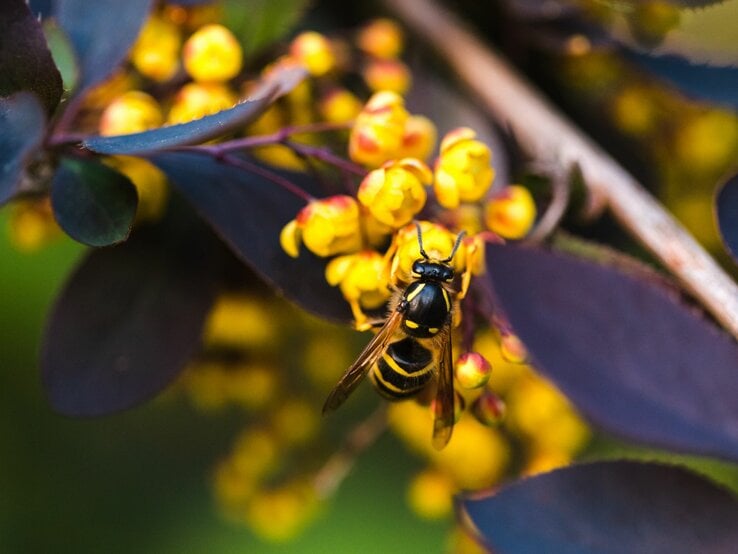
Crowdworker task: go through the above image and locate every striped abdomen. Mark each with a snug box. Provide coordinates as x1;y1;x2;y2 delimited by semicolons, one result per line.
370;337;434;400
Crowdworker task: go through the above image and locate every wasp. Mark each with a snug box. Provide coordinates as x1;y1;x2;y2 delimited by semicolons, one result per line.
323;224;467;450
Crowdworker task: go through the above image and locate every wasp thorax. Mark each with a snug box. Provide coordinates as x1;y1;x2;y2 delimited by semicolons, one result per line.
412;259;454;282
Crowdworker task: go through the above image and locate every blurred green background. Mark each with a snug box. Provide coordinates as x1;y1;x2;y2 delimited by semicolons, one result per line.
0;211;449;554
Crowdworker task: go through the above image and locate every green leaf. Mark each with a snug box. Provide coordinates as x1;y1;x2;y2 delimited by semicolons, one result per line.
51;159;138;247
223;0;311;55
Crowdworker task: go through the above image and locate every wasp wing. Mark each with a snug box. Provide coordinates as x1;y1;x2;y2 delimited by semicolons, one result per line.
432;324;456;450
322;308;404;414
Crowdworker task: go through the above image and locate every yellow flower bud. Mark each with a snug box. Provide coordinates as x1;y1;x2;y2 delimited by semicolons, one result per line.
244;480;320;543
363;59;411;94
484;185;537;239
203;293;277;349
167;82;237;124
183;24;243;82
407;469;455;520
8;198;61;252
131;15;182;82
434;127;495;208
270;397;320;446
507;375;591;457
398;114;436;161
281;196;362;258
390;221;465;283
325;250;392;324
349;91;409;167
357;18;404;59
99;91;163;136
471;389;506;426
227;363;279;410
103;156;169;222
500;330;527;363
455;351;492;389
318;88;363;123
358;158;431;228
289;31;336;77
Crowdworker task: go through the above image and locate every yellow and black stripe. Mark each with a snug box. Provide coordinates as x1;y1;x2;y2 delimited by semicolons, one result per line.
370;337;433;400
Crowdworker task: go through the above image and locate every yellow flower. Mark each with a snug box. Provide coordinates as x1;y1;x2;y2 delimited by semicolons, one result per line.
389;221;466;284
349;91;409;167
103;156;169;222
433;127;495;208
356;18;404;59
363;59;411;94
289;31;336;77
131;15;182;82
280;195;362;258
183;24;243;82
325;250;391;327
407;469;455;520
455;351;492;390
318;88;363;123
484;185;537;239
99;91;163;136
167;82;237;124
398;114;436;161
358;158;431;228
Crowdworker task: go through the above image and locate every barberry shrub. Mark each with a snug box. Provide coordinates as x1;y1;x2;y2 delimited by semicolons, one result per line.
3;0;738;552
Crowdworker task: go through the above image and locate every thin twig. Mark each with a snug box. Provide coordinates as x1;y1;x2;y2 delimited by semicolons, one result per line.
525;165;573;244
313;404;388;498
385;0;738;339
220;154;314;203
284;141;367;177
193;121;352;157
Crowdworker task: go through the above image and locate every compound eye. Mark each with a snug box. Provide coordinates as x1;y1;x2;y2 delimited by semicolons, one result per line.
412;260;424;276
442;267;454;281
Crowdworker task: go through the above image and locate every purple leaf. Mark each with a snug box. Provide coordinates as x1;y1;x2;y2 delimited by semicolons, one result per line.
462;460;738;554
149;151;351;322
41;203;220;416
716;172;738;263
485;243;738;461
82;66;307;155
0;93;47;205
55;0;153;94
0;0;63;114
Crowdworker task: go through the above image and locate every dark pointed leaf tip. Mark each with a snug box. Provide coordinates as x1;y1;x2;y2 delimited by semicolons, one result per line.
149;151;350;322
0;0;63;114
83;65;307;155
715;171;738;262
461;460;738;554
485;243;738;462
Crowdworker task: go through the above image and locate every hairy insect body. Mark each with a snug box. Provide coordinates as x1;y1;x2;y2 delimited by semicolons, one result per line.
322;225;465;449
402;280;451;338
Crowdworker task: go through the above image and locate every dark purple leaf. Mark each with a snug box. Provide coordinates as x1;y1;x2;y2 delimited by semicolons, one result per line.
41;203;220;416
626;50;738;109
55;0;153;94
462;460;738;554
0;0;62;114
50;158;138;247
716;172;738;262
0;93;47;205
485;244;738;461
149;151;351;322
82;66;307;155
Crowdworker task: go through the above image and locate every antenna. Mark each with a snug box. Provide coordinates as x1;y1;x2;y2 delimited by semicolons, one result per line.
442;230;466;263
415;221;430;259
